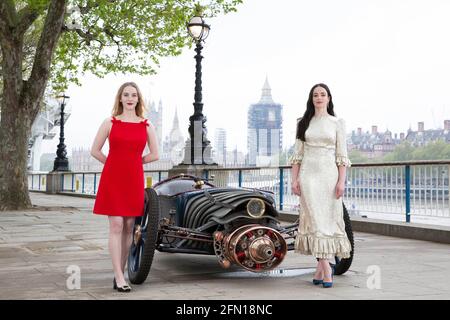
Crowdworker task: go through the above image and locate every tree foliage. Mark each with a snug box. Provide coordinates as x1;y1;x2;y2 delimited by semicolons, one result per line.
1;0;242;95
348;149;370;164
348;140;450;164
382;140;450;161
52;0;242;91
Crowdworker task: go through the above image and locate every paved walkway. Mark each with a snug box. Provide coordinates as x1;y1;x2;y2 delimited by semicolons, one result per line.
0;192;449;300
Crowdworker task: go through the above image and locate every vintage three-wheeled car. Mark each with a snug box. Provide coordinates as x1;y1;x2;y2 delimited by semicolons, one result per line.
127;174;354;284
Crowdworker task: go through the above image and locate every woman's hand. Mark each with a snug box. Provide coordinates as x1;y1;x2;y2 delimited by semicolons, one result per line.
291;180;301;196
335;180;345;199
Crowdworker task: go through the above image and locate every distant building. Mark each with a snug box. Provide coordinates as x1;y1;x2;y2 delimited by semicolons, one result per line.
349;125;400;158
71;147;103;172
146;99;163;153
160;108;185;166
348;120;450;158
24;97;71;171
405;120;450;146
226;147;246;167
40;153;59;172
247;77;283;166
214;128;227;165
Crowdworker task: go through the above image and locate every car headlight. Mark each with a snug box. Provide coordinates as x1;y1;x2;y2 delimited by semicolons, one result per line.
246;198;265;218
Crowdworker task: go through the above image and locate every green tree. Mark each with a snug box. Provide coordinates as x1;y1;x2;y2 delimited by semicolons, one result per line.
411;140;450;160
348;149;369;164
382;141;415;162
382;140;450;161
0;0;242;211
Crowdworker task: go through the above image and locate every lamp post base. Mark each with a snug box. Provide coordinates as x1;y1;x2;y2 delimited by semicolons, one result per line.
181;139;215;165
45;171;63;194
53;158;69;172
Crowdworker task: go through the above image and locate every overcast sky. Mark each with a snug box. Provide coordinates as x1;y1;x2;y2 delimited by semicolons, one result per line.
40;0;450;155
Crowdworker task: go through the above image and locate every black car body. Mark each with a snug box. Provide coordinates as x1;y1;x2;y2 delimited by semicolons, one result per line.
127;174;354;284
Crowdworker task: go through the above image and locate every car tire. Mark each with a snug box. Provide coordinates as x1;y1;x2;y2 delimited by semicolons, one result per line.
333;203;354;275
127;188;160;284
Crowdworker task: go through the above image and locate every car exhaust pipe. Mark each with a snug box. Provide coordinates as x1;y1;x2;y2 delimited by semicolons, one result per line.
213;224;287;272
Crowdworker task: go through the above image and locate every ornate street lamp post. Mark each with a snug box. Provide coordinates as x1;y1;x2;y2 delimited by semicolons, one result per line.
53;94;70;171
183;13;214;165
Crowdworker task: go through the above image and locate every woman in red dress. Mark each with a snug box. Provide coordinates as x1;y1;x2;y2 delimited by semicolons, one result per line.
91;82;159;292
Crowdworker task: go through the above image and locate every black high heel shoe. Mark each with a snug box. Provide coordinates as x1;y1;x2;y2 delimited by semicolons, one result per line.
113;278;131;292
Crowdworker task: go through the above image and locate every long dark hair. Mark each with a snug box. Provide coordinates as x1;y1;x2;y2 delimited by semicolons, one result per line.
296;83;335;141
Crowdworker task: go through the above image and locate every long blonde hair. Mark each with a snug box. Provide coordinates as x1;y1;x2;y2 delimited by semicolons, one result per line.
111;82;146;118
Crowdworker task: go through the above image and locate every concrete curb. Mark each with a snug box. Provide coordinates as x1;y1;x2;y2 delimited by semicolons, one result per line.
59;191;96;199
349;217;450;244
30;190;96;199
279;212;450;244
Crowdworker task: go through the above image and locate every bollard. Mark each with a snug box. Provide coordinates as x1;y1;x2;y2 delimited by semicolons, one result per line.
238;170;243;188
405;165;411;223
146;176;153;188
279;168;284;211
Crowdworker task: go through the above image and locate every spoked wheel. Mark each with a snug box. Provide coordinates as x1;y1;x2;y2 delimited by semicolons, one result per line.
127;188;160;284
332;203;354;275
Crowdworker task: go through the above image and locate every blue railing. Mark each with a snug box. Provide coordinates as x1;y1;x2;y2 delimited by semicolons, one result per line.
28;170;169;195
205;160;449;223
405;165;411;223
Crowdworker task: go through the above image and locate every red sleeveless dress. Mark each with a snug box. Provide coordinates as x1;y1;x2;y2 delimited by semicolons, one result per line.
93;117;148;217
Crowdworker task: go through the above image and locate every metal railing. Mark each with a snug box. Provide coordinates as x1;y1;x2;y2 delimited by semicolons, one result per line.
28;160;450;223
206;160;450;223
341;161;449;222
28;173;48;192
28;170;169;195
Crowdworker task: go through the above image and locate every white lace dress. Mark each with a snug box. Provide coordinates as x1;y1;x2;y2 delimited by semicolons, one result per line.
289;114;352;259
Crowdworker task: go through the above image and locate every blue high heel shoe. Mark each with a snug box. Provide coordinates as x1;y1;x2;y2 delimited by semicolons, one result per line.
322;265;334;288
312;279;323;285
312;268;324;285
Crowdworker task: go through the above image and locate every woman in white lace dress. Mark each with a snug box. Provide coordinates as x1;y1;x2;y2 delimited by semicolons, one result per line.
289;83;352;288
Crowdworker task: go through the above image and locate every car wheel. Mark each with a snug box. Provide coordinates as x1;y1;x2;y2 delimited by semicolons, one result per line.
127;188;160;284
332;203;354;275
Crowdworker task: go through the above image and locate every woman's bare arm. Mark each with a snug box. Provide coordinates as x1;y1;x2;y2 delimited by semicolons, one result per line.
291;163;301;196
335;165;347;199
90;118;111;164
142;121;159;164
